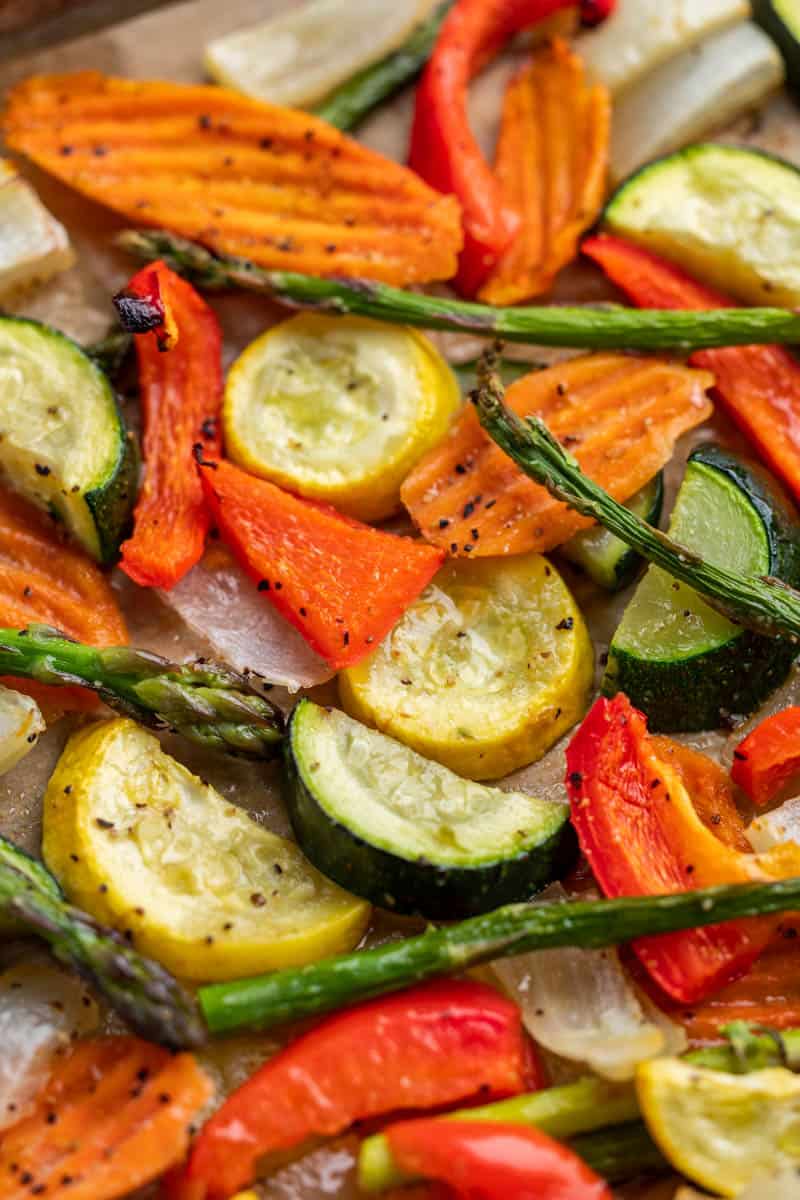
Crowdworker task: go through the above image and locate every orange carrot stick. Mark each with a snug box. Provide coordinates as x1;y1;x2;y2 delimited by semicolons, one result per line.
0;485;127;714
479;40;610;305
117;261;222;590
401;354;713;557
0;1036;212;1200
2;72;463;287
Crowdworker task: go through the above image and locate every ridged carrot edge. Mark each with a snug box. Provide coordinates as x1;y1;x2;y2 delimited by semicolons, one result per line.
478;39;610;305
2;71;463;286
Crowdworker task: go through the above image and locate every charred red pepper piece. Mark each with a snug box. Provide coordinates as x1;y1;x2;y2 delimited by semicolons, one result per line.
117;260;222;589
199;457;444;669
164;979;540;1200
385;1119;611;1199
565;694;800;1004
583;233;800;508
732;707;800;808
410;0;611;296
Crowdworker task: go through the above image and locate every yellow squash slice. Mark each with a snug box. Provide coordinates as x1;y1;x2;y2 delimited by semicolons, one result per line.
223;315;460;522
339;553;593;780
637;1057;800;1197
42;719;369;981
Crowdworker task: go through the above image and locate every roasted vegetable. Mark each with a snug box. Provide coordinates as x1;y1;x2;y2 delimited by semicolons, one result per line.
0;832;205;1049
0;316;137;563
401;353;712;557
755;0;800;92
167;980;536;1200
0;1036;213;1200
339;553;593;779
560;473;663;591
2;72;462;287
200;458;444;670
198;877;800;1036
732;707;800;808
0;686;43;776
285;700;575;917
118;228;800;350
44;718;369;980
223;314;459;522
0;158;73;298
0;625;284;759
478;38;610;305
115;260;222;589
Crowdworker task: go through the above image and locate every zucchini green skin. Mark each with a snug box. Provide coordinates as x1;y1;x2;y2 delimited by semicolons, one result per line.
561;472;664;591
284;700;576;920
604;445;800;731
754;0;800;93
0;317;138;563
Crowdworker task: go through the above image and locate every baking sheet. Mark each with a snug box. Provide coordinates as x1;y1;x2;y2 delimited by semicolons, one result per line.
1;5;800;1197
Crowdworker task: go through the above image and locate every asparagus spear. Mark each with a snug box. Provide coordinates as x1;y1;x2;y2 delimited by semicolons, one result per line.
198;876;800;1034
84;326;133;378
0;833;205;1049
313;1;454;131
360;1022;800;1192
0;625;284;758
116;230;800;353
472;345;800;641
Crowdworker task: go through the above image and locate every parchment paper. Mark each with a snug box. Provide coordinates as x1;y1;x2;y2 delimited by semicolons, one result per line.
1;6;800;1196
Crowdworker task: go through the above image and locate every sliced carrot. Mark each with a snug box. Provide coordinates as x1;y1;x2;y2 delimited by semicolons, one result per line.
583;233;800;507
401;354;713;557
478;39;610;306
2;72;463;287
0;485;127;714
118;261;222;590
200;459;444;670
0;1036;213;1200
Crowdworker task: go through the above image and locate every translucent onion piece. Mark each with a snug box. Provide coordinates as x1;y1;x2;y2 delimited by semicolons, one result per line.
160;548;333;693
0;684;45;776
0;158;74;300
492;888;686;1081
0;961;98;1130
747;797;800;855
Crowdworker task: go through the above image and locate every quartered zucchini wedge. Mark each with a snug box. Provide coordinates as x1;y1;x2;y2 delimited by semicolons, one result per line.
285;700;575;919
637;1058;800;1196
223;314;459;522
604;444;800;732
339;553;593;780
755;0;800;92
561;472;664;591
42;719;370;980
0;317;138;562
603;144;800;307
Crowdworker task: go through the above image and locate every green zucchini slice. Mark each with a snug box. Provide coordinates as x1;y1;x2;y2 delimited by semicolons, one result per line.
754;0;800;92
604;444;800;732
0;316;138;562
602;143;800;307
285;700;576;920
561;473;664;591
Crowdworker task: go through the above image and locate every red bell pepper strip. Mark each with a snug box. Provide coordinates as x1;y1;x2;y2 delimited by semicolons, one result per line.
409;0;610;297
116;260;222;590
164;979;540;1200
565;694;800;1004
199;458;444;669
731;707;800;808
583;233;800;507
385;1119;612;1199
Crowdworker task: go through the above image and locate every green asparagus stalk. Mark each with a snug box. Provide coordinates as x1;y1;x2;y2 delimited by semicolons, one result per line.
359;1021;800;1192
472;345;800;641
313;0;454;130
198;876;800;1035
116;230;800;352
0;833;206;1049
84;327;133;378
0;625;284;758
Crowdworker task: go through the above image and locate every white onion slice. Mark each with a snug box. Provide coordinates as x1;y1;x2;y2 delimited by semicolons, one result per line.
492;887;686;1081
0;961;98;1130
747;797;800;854
0;685;44;776
0;158;74;301
160;549;333;693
